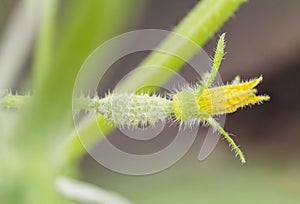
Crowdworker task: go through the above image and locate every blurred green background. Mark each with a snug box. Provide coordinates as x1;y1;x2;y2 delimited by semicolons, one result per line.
0;0;300;203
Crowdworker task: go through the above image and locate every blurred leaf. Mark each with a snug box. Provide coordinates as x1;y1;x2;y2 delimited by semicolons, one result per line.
56;176;131;204
15;0;142;152
4;0;142;203
0;0;43;89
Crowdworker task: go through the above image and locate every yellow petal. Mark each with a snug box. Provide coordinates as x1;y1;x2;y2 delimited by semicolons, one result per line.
197;77;269;115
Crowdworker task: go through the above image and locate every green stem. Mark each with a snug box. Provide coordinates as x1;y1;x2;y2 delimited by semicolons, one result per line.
0;91;30;109
196;32;226;96
32;0;58;87
118;0;246;92
205;117;246;163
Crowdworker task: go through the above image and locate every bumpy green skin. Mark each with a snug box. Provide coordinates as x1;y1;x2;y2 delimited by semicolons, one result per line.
98;93;173;127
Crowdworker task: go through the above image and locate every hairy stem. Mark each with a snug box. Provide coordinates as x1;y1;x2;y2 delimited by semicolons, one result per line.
205;116;246;163
196;33;226;97
0;91;30;109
